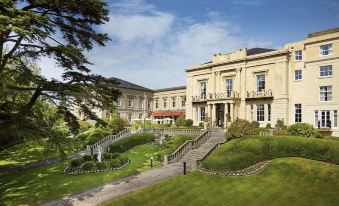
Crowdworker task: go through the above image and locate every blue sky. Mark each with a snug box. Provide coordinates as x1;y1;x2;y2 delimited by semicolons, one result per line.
41;0;339;89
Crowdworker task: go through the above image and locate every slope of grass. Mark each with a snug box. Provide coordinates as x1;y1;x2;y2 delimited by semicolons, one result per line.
162;135;195;155
0;139;75;168
203;135;339;171
104;157;339;206
109;133;156;153
0;144;161;206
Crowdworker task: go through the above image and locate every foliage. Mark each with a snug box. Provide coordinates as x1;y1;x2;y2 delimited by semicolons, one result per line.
117;154;129;164
109;134;156;153
105;113;129;134
0;0;120;150
175;116;186;127
273;129;290;136
275;119;287;130
81;161;96;171
185;119;193;127
131;120;152;130
79;120;93;132
265;123;272;129
227;119;255;139
96;161;110;170
157;135;194;161
82;155;93;162
251;121;260;128
287;123;318;137
109;159;121;168
76;127;111;146
203;135;339;171
103;152;120;160
70;159;83;168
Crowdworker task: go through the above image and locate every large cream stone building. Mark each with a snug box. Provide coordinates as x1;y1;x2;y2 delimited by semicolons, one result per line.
185;28;339;136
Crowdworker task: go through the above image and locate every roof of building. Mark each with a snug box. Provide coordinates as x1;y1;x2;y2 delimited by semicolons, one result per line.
109;77;153;92
246;48;276;56
308;27;339;38
154;86;186;92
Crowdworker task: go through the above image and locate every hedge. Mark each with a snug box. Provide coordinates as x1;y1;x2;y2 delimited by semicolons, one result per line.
109;133;156;153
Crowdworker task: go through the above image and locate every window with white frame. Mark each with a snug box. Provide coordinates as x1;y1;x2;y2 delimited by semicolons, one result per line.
225;79;233;97
295;104;302;122
127;98;134;108
200;82;207;97
268;104;271;121
295;70;302;80
251;105;254;121
314;110;319;128
256;104;264;122
321;111;331;128
320;86;332;101
155;99;159;109
295;50;302;61
148;100;152;109
256;74;265;92
181;96;186;107
163;98;167;109
334;110;337;128
139;98;144;109
320;44;332;56
199;107;206;122
172;97;176;108
116;97;122;106
320;65;333;77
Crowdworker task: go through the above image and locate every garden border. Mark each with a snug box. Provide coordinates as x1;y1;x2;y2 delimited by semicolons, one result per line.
63;160;131;175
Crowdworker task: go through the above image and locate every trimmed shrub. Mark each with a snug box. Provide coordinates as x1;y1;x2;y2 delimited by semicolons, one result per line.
82;155;92;162
273;129;289;136
70;159;83;168
103;152;120;160
185;119;193;127
175;116;186;127
82;161;96;171
93;153;98;161
288;123;318;137
199;122;203;127
251;121;260;128
227;119;254;139
109;159;121;168
266;123;272;129
107;113;129;134
117;154;129;164
275;119;287;130
109;133;155;153
96;161;110;170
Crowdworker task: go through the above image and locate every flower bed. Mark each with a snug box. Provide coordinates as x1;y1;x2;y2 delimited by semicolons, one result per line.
63;160;130;175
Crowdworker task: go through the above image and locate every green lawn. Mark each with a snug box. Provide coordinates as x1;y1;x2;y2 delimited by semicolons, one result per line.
0;144;161;206
0;139;75;168
104;157;339;206
203;135;339;171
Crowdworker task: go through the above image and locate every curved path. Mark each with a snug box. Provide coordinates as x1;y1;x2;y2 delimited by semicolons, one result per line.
43;162;182;206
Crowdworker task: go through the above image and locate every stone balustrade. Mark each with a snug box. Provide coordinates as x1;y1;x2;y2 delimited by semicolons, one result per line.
246;89;273;99
192;91;240;102
141;128;204;136
164;130;211;165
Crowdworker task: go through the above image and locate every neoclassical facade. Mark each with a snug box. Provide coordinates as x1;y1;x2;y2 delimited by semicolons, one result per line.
185;28;339;136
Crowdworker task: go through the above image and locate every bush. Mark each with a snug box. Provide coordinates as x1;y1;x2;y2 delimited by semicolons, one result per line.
70;159;83;168
103;152;120;160
273;129;290;136
175;116;186;127
275;119;286;130
77;127;112;146
96;161;110;170
288;123;318;137
251;121;260;128
82;161;96;171
185;119;193;127
266;123;272;129
109;133;156;153
199;122;203;127
106;113;129;134
117;154;129;164
227;119;255;139
109;159;121;168
82;155;93;162
79;120;92;132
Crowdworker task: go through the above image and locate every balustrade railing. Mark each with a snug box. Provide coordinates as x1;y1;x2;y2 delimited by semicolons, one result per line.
164;130;210;164
86;128;131;155
192;91;239;102
246;89;273;98
141;128;204;136
196;139;227;168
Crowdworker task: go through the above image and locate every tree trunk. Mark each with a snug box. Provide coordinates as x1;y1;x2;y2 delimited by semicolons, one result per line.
20;86;42;114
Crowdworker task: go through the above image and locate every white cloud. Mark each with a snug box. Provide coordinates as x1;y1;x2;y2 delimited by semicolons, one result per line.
40;0;272;89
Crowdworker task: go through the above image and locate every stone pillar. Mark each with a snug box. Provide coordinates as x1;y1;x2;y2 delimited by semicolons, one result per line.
230;103;234;122
212;104;216;127
193;106;197;125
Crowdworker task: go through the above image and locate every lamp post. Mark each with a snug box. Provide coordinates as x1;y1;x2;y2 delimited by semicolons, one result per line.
150;156;153;168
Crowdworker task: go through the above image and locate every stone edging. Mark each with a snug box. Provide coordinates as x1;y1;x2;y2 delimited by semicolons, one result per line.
196;160;271;177
63;160;130;175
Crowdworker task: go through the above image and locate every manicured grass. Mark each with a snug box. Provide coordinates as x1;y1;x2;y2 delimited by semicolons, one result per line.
160;135;195;155
109;133;156;153
0;139;75;168
0;144;161;206
203;135;339;171
103;157;339;206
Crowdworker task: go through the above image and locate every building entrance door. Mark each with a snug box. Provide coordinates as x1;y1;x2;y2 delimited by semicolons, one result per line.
216;104;225;127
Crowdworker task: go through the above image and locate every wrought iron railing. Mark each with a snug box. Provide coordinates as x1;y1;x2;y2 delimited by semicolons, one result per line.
246;89;273;98
192;91;240;102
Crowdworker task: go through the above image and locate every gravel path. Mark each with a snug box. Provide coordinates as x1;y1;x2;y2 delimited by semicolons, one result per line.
43;162;183;206
0;153;83;175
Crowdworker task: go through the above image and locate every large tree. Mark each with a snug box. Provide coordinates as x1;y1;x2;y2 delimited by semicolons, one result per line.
0;0;121;147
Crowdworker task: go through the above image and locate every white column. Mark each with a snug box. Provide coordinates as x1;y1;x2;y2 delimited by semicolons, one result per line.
212;104;216;127
230;103;234;122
